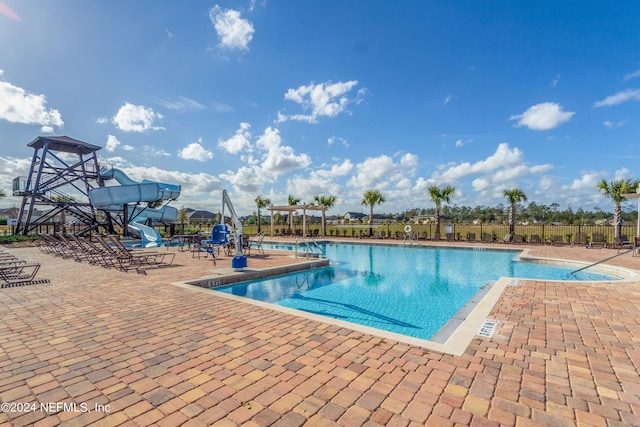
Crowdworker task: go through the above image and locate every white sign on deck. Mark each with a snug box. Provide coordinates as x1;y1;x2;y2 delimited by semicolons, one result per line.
477;319;499;338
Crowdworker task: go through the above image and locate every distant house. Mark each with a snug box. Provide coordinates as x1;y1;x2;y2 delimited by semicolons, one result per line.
344;212;367;223
186;210;217;224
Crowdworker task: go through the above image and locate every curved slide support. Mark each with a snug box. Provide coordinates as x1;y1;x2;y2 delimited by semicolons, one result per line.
127;220;162;248
88;168;181;248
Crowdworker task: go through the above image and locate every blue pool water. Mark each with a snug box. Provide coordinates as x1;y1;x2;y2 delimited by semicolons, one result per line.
213;243;618;341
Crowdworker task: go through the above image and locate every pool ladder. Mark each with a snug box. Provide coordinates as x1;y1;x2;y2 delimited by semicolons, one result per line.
295;236;326;259
402;231;418;246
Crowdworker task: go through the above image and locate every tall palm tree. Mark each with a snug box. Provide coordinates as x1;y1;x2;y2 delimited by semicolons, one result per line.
503;189;528;236
254;195;271;233
428;185;455;239
597;178;639;238
287;195;301;232
313;194;336;236
361;189;385;236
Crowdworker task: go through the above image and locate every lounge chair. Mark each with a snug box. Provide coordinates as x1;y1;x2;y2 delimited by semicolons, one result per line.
614;235;634;252
574;233;587;246
589;233;606;248
512;234;524;244
481;233;493;243
0;262;47;287
445;233;455;242
97;236;175;272
420;231;428;241
529;234;541;244
499;234;512;243
551;235;564;246
467;233;476;243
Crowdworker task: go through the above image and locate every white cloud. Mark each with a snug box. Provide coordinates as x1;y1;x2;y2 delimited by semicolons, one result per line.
105;134;133;152
347;154;416;190
40;125;55;134
254;127;311;176
593;89;640;107
0;79;64;128
112;102;164;132
177;138;213;161
509;102;575;130
153;96;205;111
328;136;349;148
142;146;171;157
278;80;362;123
624;70;640;81
105;135;121;152
218;122;252;154
603;120;626;128
209;5;254;51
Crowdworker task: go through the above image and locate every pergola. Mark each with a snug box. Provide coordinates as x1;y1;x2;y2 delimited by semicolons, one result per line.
266;204;326;237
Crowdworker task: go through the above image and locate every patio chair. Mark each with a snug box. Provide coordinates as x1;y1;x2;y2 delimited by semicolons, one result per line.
202;224;231;253
499;234;512;243
248;232;265;255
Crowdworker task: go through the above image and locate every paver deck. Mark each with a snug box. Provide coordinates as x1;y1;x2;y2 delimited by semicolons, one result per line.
1;238;639;426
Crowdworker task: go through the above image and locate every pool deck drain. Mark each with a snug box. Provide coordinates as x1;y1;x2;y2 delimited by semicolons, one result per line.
2;239;640;426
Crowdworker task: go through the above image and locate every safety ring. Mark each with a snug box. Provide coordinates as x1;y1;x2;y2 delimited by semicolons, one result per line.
404;225;411;233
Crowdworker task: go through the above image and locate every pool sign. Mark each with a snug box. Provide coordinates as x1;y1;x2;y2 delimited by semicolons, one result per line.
477;319;499;338
7;218;17;226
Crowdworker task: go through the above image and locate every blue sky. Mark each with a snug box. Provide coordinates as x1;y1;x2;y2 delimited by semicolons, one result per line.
1;1;640;216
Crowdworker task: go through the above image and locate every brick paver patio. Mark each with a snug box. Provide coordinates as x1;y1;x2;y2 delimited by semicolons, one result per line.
1;239;639;426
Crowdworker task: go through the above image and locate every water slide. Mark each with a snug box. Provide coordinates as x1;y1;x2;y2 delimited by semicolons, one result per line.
88;168;181;247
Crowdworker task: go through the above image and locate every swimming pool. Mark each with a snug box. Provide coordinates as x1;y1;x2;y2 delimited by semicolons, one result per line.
213;243;619;343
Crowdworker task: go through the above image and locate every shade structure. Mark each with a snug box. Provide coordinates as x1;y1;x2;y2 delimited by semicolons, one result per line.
266;204;327;237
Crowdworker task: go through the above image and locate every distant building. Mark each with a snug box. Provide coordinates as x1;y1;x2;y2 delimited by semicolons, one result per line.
186;210;217;224
344;212;367;223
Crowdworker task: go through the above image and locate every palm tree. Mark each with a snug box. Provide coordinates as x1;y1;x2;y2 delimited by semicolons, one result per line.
361;189;385;236
428;185;455;239
287;195;301;232
254;195;271;233
597;178;639;238
313;194;337;236
504;188;528;236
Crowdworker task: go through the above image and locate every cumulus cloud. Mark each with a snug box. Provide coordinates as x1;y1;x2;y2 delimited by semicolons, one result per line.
0;75;64;128
219;127;312;196
254;127;311;175
209;5;254;51
112;102;164;132
509;102;574;130
593;89;640;107
177;138;213;161
347;153;417;190
218;122;252;154
105;135;133;152
277;80;363;123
